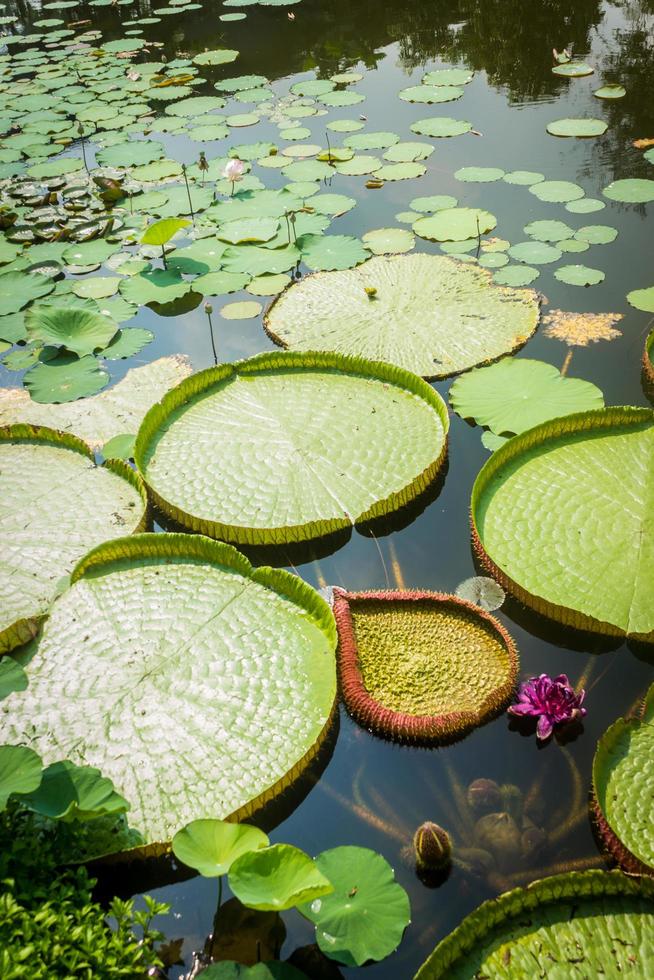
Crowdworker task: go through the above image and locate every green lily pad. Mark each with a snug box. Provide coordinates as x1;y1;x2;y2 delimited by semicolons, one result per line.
383;141;434;162
574;225;618;245
317;91;364;108
18;760;129;822
343;132;400;151
299;846;410;967
194;271;252;295
101;433;136;460
62;240;120;267
71;277;121;301
471;406;654;639
362;228;415;255
264;254;539;379
193;49;239;66
413;208;496;242
0;271;54;315
529;180;585;203
399;84;464;104
455;167;505;182
246;274;291;296
0;313;27;345
450;358;604;435
410;195;458;213
0;533;337;853
594;84;626;99
492;265;540;286
221;301;263;320
627;286;654;313
142;217;192;247
554;264;605;286
229;844;333;912
422;68;473;86
552;61;594;77
134;352;449;544
503;171;544;185
415;872;654;979
375;162;426;181
592;683;654;875
0;659;28;701
603;178;654;203
507;241;562;264
559;238;590;253
524;219;574;242
25;306;118;356
221;244;300;277
24;354;110;404
298;234;370;271
97;139;165;168
0;425;146;653
217;218;280;244
334;155;382;176
102;328;154;360
0;745;42;810
547;118;607;137
565;197;606;213
309;194;356;216
172;819;269;876
410;117;472;138
119;269;193;305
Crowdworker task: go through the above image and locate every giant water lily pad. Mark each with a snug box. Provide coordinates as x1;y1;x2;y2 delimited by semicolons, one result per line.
332;589;518;744
135;352;449;545
471;407;654;640
0;425;146;654
0;533;337;853
450;359;605;435
264;255;539;380
414;871;654;979
0;356;192;450
592;682;654;875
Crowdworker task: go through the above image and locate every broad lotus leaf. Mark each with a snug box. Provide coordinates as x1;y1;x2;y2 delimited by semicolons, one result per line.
134;351;449;545
299;846;410;966
297;235;370;271
554;264;605;286
455;576;505;612
141;217;192;246
592;683;654;875
0;533;337;853
449;359;605;435
71;278;121;301
594;84;626;99
101;433;135;461
332;589;518;744
24;354;110;404
0;659;28;700
410;194;458;213
552;60;595;76
0;425;146;654
383;141;434;162
221;301;262;320
96;139;165;168
414;871;654;979
529;180;585;203
362;228;415;255
455;167;505;182
193;49;239;66
602;178;654;203
0;356;192;450
309;193;356;216
172;819;269;876
216;218;280;244
25;306;118;356
334;155;382;176
574;224;618;245
507;242;561;264
220;244;300;277
0;745;42;810
18;760;129;822
422;68;473;85
194;271;252;295
471;407;654;640
102;328;154;360
410;117;472;138
0;271;54;315
264;255;539;379
566;197;606;213
628;286;654;313
229;844;333;911
343;132;400;150
546;118;607;137
62;240;120;267
524;219;574;242
0;313;27;345
247;274;291;296
375;162;426;181
503;170;544;185
119;269;193;305
413;208;496;242
399;84;464;103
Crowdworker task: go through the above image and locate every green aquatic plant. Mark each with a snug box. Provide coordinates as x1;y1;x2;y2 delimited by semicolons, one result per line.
229;844;333;912
140;216;192;268
592;682;654;876
134;351;449;545
332;589;518;744
471;407;654;641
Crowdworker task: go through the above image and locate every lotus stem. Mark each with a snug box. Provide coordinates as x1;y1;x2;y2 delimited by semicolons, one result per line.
319;780;406;844
160;243;167;269
574;655;596;695
366;782;410;840
325;129;333;164
490;854;603;891
443;759;476;838
313;561;328;590
388;539;406;589
476;215;481;257
205;303;218;365
367;529;390;587
549;745;586;845
561;349;573;376
181;163;195;222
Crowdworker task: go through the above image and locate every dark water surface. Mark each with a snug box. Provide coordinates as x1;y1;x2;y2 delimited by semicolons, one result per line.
4;0;654;975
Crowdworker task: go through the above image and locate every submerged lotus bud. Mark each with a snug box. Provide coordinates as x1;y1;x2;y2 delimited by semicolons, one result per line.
413;821;452;871
204;302;213;315
364;286;377;299
467;778;502;814
474;812;522;872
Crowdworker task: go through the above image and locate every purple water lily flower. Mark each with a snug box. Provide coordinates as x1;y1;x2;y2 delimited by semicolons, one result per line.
508;673;586;740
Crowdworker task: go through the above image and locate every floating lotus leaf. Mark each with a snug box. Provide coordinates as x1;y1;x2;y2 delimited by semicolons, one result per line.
194;271;251;295
455;576;505;612
471;407;654;640
399;84;464;103
193;49;239;66
594;84;626;99
97;140;164;168
24;354;110;404
135;352;449;545
552;60;594;76
361;228;415;254
298;234;370;271
566;197;606;213
220;301;262;320
309;193;356;216
603;178;654;203
0;533;337;854
413;208;496;242
101;433;135;461
0;745;42;809
383;141;434;162
574;224;618;245
264;254;539;379
455;167;505;182
414;871;654;979
19;760;129;823
592;682;654;875
628;285;654;313
410;194;458;213
62;239;120;267
450;359;604;435
141;217;192;246
25;306;118;356
217;218;280;244
221;244;300;277
172;819;269;877
423;68;473;86
0;425;146;654
102;328;154;360
71;277;121;301
332;589;518;744
119;269;193;305
334;155;381;176
507;242;561;264
0;271;54;315
546;118;607;137
0;356;192;450
299;846;411;966
344;132;399;150
410;117;472;138
503;171;544;185
230;844;333;911
317;90;364;107
529;180;585;203
524;219;574;242
247;274;291;296
559;238;590;254
554;264;605;286
375;162;426;181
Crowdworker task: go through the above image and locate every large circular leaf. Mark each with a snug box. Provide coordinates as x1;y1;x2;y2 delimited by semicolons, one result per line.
471;407;654;641
0;425;147;654
413;208;496;241
546;118;607;137
0;745;42;809
592;682;654;875
0;271;54;315
299;846;411;967
264;255;539;380
414;871;654;979
0;534;337;853
229;843;333;911
333;589;518;744
135;352;449;545
172;819;269;877
25;306;118;357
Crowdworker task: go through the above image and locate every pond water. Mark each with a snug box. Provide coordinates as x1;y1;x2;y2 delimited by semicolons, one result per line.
2;0;654;975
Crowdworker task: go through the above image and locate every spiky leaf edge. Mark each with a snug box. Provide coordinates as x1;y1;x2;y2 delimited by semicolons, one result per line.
0;424;148;655
470;407;654;643
333;588;518;745
68;531;338;859
643;330;654;399
413;870;654;980
134;351;449;545
591;682;654;877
